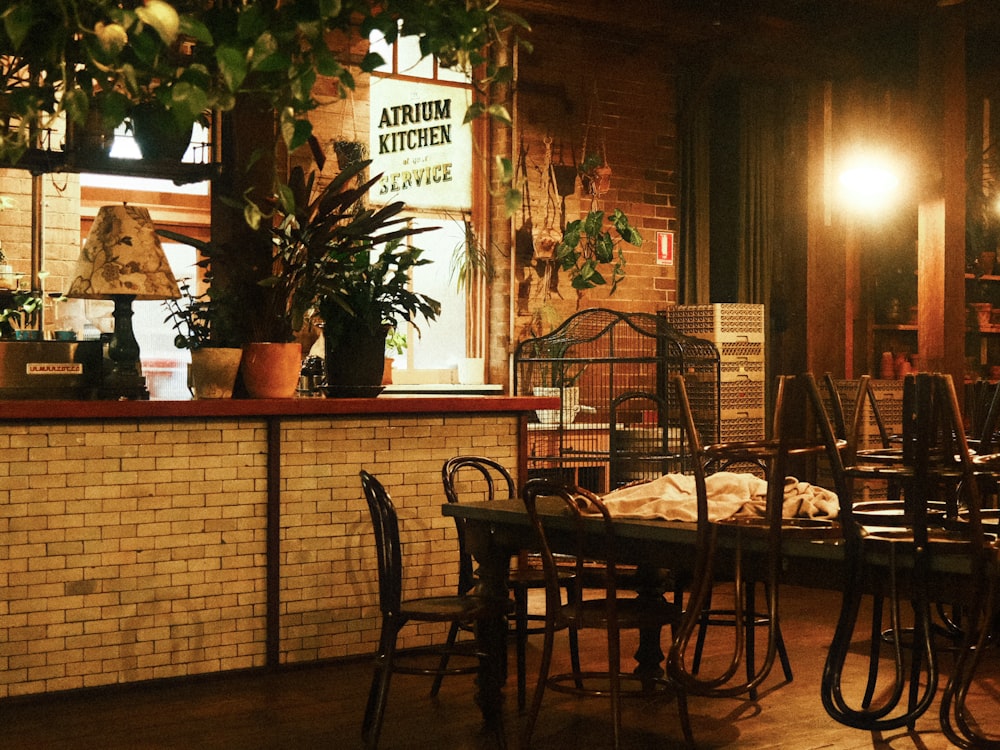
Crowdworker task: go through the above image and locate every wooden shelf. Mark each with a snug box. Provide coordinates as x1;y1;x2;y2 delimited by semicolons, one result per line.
4;148;221;186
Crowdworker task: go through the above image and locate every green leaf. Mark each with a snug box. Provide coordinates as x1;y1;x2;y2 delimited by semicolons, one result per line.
561;221;583;249
254;49;292;74
179;16;213;45
249;32;279;71
135;0;180;46
495;156;514;183
237;4;267;41
583;210;605;237
169;82;209;124
216;45;249;93
315;47;345;78
285;118;313;152
3;3;35;50
359;52;385;73
485;104;512;125
244;202;263;231
276;183;296;215
63;89;89;126
594;232;615;263
503;188;521;217
463;102;486;124
318;0;343;18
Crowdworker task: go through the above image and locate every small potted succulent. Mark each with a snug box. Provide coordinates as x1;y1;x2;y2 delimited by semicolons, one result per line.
162;279;242;398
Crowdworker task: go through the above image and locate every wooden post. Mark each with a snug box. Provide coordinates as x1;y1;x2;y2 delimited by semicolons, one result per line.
916;4;966;385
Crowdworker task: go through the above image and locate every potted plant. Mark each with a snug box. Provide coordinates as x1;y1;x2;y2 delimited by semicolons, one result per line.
523;340;587;424
579;151;612;197
0;1;528;166
382;327;407;385
0;287;43;339
162;279;242;398
270;160;441;395
555;206;641;294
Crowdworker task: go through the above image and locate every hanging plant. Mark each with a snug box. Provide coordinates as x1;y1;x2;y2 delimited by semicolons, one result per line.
580;84;611;196
533;136;563;261
450;213;495;291
579;151;612;197
555;208;641;293
334;140;368;170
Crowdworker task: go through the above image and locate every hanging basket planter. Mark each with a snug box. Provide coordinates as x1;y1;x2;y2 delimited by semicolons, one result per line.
582;164;612;196
532;225;562;261
334;140;368;170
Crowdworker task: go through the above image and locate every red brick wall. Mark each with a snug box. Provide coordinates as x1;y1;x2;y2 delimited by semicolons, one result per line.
511;16;679;342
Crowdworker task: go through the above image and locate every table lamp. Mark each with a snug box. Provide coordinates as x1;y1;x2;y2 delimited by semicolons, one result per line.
68;204;180;399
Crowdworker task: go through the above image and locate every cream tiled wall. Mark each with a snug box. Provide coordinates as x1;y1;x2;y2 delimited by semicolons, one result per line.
0;412;519;698
279;414;519;662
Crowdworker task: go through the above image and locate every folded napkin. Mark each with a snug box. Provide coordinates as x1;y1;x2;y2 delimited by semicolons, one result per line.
599;472;840;522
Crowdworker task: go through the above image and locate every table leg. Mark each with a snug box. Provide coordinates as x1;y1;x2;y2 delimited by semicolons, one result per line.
469;525;509;747
632;565;668;688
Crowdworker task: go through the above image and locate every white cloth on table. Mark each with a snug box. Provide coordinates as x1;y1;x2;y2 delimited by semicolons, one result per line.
599;472;840;522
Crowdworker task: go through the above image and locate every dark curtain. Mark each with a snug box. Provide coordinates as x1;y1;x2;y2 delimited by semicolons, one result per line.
737;84;779;307
678;77;785;311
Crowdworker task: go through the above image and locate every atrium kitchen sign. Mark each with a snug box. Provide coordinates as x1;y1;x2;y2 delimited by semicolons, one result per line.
369;78;472;210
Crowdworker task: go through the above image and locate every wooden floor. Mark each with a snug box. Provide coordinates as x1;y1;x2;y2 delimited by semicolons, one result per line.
4;585;998;749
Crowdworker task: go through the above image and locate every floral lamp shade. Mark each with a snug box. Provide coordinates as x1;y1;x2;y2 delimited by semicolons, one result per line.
68;204;181;301
67;204;180;400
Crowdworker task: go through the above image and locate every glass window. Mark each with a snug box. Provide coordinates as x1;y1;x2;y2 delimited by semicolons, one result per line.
399;217;466;371
369;26;479;384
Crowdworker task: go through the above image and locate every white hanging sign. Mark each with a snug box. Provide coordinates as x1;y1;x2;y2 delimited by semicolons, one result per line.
368;77;472;210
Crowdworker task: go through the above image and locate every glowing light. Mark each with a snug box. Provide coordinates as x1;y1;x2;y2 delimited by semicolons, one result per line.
838;152;903;214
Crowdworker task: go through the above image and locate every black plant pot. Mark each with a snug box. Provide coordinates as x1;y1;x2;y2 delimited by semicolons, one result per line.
324;326;386;396
131;104;193;161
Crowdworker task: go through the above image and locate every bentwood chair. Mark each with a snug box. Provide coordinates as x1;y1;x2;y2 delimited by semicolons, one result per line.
521;478;694;749
669;372;845;700
358;470;509;750
821;372;1000;746
440;455;579;711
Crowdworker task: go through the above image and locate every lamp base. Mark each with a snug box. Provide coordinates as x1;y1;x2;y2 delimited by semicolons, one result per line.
97;294;149;399
98;371;149;400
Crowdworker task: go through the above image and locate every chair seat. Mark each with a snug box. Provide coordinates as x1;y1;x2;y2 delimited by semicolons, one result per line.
715;515;841;538
559;596;682;631
400;594;510;623
508;566;575;587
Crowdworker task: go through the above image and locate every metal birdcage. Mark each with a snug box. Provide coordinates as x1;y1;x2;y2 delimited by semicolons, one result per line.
514;308;720;493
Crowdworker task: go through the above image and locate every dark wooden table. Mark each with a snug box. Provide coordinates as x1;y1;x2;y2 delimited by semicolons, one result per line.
442;498;978;733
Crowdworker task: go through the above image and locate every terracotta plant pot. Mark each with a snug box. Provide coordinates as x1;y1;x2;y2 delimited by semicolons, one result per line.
582;164;612;196
240;342;302;398
188;347;242;399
